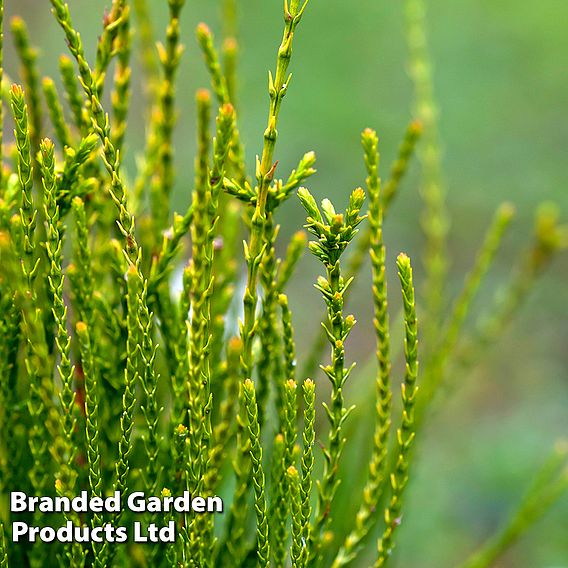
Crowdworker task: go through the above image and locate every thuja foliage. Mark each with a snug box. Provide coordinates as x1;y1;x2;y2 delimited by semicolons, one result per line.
0;0;567;567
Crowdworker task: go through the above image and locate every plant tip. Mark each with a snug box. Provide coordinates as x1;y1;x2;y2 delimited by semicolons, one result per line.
196;22;211;38
196;88;211;103
410;119;423;134
223;37;238;52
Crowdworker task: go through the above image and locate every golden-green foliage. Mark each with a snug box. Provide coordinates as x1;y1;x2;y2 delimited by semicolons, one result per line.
0;1;566;567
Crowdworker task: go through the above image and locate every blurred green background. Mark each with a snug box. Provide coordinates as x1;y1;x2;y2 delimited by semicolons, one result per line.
4;0;568;565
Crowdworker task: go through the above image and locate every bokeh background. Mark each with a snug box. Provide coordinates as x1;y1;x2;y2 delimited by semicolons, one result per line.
4;0;568;565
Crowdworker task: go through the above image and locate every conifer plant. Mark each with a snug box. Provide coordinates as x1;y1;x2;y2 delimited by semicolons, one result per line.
0;0;567;567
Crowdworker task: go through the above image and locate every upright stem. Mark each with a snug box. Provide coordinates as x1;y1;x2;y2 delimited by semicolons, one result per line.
300;121;421;383
297;186;366;566
132;0;159;105
42;139;85;567
422;203;515;406
243;379;270;568
50;0;140;266
308;261;350;565
405;0;449;344
150;0;186;242
11;17;42;161
76;322;107;568
240;0;310;381
111;5;132;154
375;253;419;568
333;129;392;567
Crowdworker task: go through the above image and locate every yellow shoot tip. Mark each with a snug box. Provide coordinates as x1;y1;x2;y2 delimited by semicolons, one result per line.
223;37;238;52
196;88;211;103
176;424;188;436
220;102;235;117
10;84;24;97
287;465;299;476
40;138;55;151
397;252;411;266
410;119;423;135
352;187;366;200
332;213;344;228
10;15;25;28
196;22;211;38
499;202;516;219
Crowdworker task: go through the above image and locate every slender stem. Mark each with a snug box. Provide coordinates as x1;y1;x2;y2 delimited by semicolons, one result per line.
111;5;132;153
186;100;234;564
58;55;88;135
11;17;42;160
334;128;392;567
243;379;270;568
76;322;107;568
50;0;140;266
11;85;37;295
421;203;515;406
459;442;568;568
42;139;86;567
132;0;159;104
288;465;304;568
405;0;449;345
458;203;568;370
42;77;72;149
300;379;316;565
239;0;310;383
297;186;366;566
150;0;186;241
301;121;421;382
375;253;419;568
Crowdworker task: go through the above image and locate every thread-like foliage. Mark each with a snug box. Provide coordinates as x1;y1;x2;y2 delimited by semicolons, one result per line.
76;321;107;568
334;128;392;567
243;379;270;567
298;186;366;564
0;3;566;568
375;253;419;567
41;139;77;493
